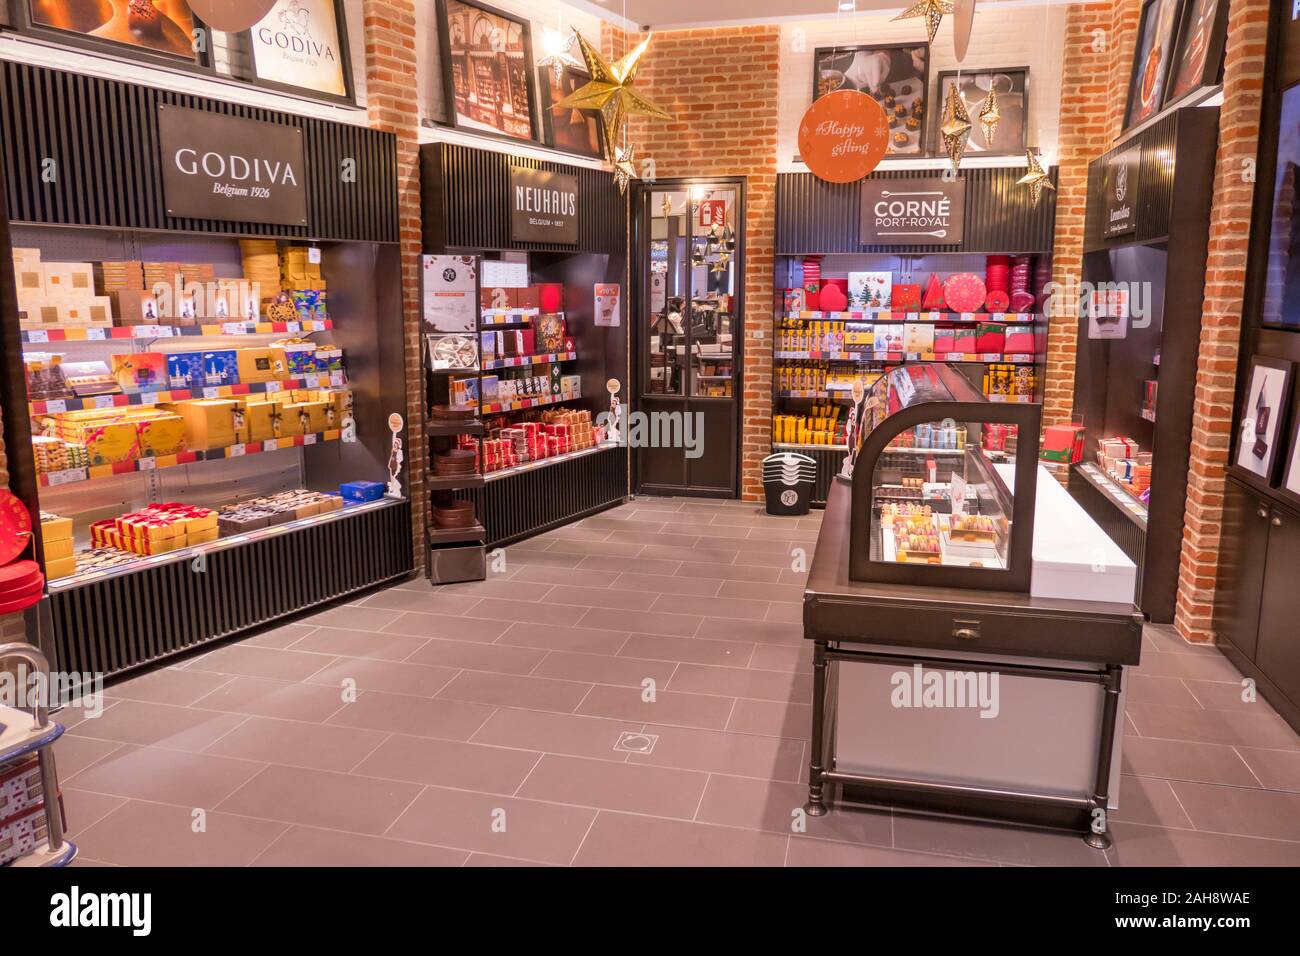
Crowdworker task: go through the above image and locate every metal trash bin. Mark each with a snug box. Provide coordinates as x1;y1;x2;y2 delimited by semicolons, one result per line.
763;452;817;516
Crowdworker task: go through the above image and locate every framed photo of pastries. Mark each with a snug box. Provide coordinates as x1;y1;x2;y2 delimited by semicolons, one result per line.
1235;356;1293;482
811;43;929;155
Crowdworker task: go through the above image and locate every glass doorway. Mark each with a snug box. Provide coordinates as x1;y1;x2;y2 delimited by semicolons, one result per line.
635;179;744;496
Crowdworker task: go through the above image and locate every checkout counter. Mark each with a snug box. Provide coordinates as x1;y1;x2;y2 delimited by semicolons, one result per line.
803;364;1143;848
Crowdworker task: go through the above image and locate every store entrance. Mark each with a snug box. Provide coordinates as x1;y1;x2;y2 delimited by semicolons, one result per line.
633;179;744;497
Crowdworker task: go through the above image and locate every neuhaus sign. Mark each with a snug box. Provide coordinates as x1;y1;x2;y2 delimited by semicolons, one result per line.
510;166;579;244
860;178;965;245
157;104;309;226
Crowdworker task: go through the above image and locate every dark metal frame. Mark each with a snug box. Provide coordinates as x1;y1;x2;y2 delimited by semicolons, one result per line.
241;0;357;108
847;366;1041;592
810;43;930;156
932;66;1029;159
435;0;540;147
1122;0;1181;133
536;64;605;160
632;175;746;498
7;0;214;71
1232;354;1296;490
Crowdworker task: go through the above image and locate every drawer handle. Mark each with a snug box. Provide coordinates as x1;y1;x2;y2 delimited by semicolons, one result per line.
953;619;981;641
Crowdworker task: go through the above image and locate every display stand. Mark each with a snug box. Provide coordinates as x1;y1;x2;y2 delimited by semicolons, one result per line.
0;643;75;867
420;143;629;548
773;166;1056;505
801;365;1143;847
0;65;413;691
1069;106;1219;624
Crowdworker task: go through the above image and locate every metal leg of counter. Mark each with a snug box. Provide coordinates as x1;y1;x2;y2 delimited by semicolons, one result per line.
805;642;1123;849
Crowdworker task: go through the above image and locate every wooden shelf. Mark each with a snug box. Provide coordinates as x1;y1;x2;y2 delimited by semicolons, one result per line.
426;473;484;491
426;524;486;545
29;372;345;415
21;320;332;343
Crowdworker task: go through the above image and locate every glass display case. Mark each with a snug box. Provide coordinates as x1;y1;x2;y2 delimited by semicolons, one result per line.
847;364;1041;591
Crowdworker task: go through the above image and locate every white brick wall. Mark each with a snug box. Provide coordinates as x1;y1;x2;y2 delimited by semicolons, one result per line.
777;5;1068;171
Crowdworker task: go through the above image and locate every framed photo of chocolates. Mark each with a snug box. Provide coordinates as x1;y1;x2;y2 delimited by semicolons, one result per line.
934;67;1028;156
538;64;604;159
1163;0;1227;110
436;0;538;144
1280;395;1300;508
811;43;930;155
1123;0;1184;131
18;0;208;65
1235;356;1293;483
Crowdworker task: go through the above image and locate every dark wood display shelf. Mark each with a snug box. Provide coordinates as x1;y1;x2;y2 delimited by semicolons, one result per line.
426;420;484;436
426;523;486;545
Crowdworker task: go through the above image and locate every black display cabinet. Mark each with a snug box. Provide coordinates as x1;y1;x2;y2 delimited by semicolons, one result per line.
1068;106;1219;625
772;165;1057;506
0;63;412;692
419;143;629;549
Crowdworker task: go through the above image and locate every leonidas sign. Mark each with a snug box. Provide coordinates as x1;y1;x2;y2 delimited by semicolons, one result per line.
510;166;579;244
157;104;308;226
860;179;966;246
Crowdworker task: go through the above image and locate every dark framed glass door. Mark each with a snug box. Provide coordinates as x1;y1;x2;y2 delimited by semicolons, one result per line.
634;178;744;496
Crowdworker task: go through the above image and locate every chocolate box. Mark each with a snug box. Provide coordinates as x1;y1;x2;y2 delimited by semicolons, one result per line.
203;350;239;387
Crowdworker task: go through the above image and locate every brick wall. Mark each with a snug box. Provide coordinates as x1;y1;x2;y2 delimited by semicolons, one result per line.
1043;2;1116;426
363;0;426;565
1175;0;1271;642
612;25;781;501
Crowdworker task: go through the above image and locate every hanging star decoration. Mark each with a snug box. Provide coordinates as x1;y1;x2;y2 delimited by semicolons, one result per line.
661;194;674;218
978;87;1000;147
1017;150;1055;204
892;0;953;44
612;145;638;194
710;251;731;274
536;29;584;82
554;32;673;164
939;82;972;172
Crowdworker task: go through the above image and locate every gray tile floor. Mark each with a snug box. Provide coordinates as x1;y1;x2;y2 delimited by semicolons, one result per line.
53;496;1300;866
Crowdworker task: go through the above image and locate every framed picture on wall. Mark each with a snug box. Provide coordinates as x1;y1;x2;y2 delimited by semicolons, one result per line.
1279;393;1300;508
246;0;353;104
436;0;538;144
934;68;1028;156
1123;0;1185;131
538;65;604;159
19;0;207;64
1163;0;1227;109
811;43;929;155
1235;356;1294;482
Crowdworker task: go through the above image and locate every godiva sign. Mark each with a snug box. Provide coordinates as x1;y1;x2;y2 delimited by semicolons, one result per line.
157;104;309;226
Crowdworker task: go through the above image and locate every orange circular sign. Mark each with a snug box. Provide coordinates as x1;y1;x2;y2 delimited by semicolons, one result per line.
798;90;890;185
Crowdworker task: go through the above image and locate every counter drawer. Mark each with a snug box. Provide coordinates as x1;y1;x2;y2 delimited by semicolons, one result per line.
805;596;1142;665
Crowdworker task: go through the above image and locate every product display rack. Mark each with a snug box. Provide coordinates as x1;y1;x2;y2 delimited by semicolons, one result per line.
0;65;414;690
1068;106;1219;624
420;142;630;548
771;167;1057;507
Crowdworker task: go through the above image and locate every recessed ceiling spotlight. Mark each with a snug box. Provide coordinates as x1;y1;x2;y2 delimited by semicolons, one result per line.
838;1;855;9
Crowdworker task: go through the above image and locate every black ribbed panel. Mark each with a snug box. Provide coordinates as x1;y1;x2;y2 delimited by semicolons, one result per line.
45;501;412;691
800;447;842;507
1068;470;1147;599
775;167;1058;254
458;447;628;545
0;61;398;241
421;142;625;253
1084;111;1179;250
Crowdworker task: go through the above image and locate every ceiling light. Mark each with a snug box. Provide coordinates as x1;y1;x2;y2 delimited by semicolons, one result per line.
838;1;856;10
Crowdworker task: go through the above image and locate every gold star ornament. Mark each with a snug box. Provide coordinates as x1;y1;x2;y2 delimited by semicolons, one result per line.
1017;150;1055;204
939;82;972;172
892;0;954;43
555;32;673;164
978;87;1000;147
537;30;583;82
612;146;637;194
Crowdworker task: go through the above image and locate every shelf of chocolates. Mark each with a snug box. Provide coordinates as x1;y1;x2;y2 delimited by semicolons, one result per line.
479;391;582;415
20;320;333;343
28;372;345;415
46;496;398;592
774;351;1040;363
481;350;577;370
481;441;618;483
781;311;1040;324
37;429;344;488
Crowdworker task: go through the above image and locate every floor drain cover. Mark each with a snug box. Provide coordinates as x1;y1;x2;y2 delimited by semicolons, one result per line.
614;731;658;754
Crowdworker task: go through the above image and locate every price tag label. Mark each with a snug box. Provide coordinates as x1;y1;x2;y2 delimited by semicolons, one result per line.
27;330;49;343
285;322;301;334
203;387;220;399
229;443;246;457
137;457;156;471
45;399;67;413
47;468;86;486
86;328;106;340
308;247;322;264
303;433;317;445
92;395;115;409
221;323;246;335
137;325;167;337
263;440;279;452
264;381;281;393
329;372;344;387
140;392;159;405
